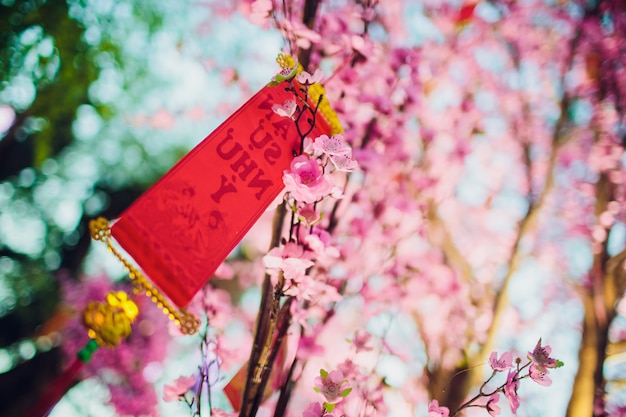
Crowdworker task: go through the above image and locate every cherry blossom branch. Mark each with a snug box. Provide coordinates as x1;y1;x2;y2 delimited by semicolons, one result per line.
251;73;358;417
294;89;323;153
273;348;299;417
239;269;284;417
239;2;329;405
247;299;293;415
240;229;288;417
431;341;563;417
239;72;324;413
272;283;346;417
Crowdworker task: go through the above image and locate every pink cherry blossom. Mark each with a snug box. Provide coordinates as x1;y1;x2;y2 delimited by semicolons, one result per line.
529;364;553;386
239;0;272;26
277;19;321;49
281;257;314;280
162;374;196;402
263;243;314;286
312;134;352;156
59;0;588;415
361;6;376;22
309;134;358;172
298;204;322;226
284;274;321;300
351;331;373;353
314;369;350;404
302;401;333;417
486;393;501;416
328;153;359;172
296;69;324;85
263;242;305;270
283;155;334;203
337;359;361;382
297;333;325;360
214;261;234;279
201;287;234;328
488;351;513;372
504;371;520;414
302;136;315;154
350;34;369;55
528;339;558;371
362;385;388;415
272;99;298;118
303;231;340;262
428;399;450;417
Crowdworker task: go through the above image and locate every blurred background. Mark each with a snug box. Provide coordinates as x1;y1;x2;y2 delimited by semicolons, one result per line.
1;1;626;417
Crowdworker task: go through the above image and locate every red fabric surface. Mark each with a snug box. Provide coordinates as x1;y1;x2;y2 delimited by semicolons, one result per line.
112;81;331;307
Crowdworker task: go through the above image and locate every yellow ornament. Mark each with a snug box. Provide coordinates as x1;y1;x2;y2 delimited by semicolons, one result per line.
82;291;139;348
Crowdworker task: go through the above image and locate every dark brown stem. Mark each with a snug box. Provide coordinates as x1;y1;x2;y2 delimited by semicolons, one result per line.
239;202;286;417
298;0;322;70
295;91;323;153
273;346;300;417
239;2;323;413
247;299;293;416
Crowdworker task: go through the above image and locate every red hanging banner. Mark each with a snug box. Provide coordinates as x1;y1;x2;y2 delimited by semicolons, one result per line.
111;80;332;308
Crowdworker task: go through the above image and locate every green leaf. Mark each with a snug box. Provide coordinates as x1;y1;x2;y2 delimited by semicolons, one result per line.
313;387;320;393
320;369;328;378
324;402;336;413
341;387;352;397
554;360;565;369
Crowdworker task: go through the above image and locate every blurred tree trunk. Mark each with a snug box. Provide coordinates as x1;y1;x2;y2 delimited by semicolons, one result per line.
566;291;604;417
567;174;626;417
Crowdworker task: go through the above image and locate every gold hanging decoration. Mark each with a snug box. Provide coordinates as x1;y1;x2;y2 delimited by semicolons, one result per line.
82;291;139;348
89;217;200;335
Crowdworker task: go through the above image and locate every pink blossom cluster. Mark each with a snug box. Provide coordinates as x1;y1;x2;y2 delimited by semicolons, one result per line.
198;1;589;415
56;0;626;415
487;340;562;414
281;132;357;204
428;340;562;416
265;74;358;311
298;368;353;417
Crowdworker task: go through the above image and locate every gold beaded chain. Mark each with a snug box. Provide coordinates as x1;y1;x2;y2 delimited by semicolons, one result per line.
88;217;200;335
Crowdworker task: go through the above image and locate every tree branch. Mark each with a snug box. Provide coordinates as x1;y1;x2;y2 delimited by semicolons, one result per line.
239;204;286;417
239;2;323;415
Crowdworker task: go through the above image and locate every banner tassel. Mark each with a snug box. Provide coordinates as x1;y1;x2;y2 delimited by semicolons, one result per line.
88;218;200;335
